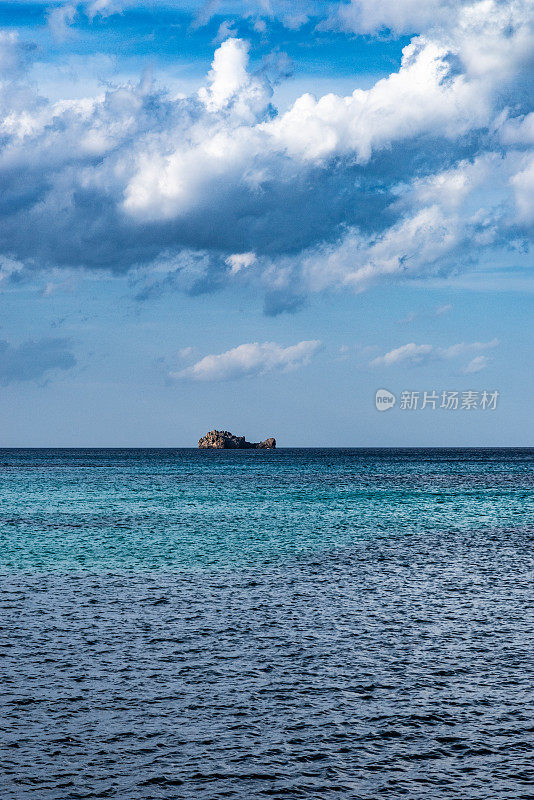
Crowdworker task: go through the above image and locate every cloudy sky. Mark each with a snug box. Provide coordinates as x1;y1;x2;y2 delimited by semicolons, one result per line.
0;0;532;445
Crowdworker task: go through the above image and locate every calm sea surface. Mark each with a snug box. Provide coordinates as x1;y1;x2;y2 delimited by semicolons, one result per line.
1;448;533;799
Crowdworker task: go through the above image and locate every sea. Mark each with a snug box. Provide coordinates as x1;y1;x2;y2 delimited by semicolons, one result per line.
1;448;533;799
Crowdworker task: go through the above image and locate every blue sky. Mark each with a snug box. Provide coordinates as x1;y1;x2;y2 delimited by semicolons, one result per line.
0;0;532;445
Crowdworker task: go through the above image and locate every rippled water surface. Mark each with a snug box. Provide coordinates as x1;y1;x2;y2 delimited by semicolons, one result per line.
1;448;533;799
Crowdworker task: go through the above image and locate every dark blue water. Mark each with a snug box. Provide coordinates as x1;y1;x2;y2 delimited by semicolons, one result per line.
1;448;533;799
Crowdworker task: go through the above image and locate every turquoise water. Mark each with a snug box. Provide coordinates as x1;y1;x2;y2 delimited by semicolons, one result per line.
1;448;532;570
1;448;533;799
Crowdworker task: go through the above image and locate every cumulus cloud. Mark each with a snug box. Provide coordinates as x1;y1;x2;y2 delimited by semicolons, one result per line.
0;0;531;311
371;338;498;367
171;339;321;381
511;154;534;223
225;251;257;274
198;37;272;120
0;337;76;385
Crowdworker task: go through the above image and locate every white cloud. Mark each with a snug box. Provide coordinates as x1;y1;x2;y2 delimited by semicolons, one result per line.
0;0;530;308
276;151;528;296
500;112;534;146
226;252;257;274
440;337;498;358
511;154;534;223
214;20;238;44
171;339;321;381
371;343;434;367
326;0;465;36
462;354;490;373
46;4;78;42
0;255;24;286
292;204;467;294
198;37;271;121
177;346;195;360
265;37;491;163
371;338;498;366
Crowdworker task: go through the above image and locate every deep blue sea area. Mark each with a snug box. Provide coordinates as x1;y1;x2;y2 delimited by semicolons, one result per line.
1;448;533;799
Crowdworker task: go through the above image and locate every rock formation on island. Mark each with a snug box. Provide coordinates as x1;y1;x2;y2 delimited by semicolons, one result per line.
198;430;276;449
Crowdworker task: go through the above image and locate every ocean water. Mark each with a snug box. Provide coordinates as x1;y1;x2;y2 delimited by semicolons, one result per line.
1;448;533;799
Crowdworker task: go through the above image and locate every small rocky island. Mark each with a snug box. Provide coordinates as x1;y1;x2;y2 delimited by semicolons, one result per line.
198;430;276;449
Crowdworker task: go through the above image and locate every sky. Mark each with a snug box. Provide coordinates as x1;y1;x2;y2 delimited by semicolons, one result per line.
0;0;532;446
